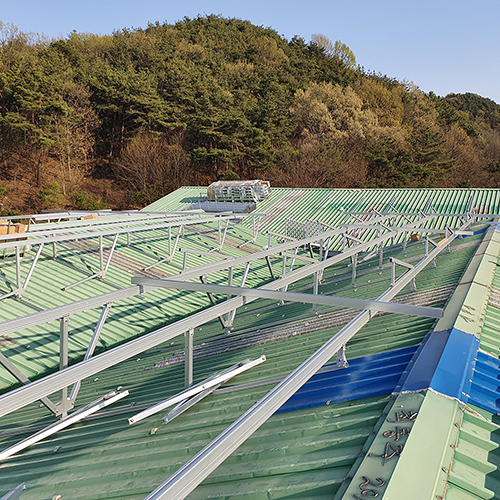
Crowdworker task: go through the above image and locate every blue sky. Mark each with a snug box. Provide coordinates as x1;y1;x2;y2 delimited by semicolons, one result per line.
3;0;500;103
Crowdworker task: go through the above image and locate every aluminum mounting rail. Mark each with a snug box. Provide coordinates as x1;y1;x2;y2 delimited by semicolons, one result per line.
0;390;128;462
142;219;472;500
129;356;266;425
349;211;498;219
131;278;443;319
0;213;252;250
0;213;262;250
0;214;437;418
26;211;267;235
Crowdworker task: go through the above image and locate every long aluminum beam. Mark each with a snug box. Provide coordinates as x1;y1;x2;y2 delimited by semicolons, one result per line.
0;484;25;500
131;278;443;319
0;390;128;462
0;216;436;418
143;220;470;500
0;213;255;250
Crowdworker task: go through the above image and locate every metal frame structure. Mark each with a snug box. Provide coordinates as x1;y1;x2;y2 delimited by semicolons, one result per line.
0;194;496;497
0;210;265;302
0;208;449;419
143;218;472;500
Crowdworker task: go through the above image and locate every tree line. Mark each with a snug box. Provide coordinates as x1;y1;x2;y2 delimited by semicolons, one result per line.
0;15;499;213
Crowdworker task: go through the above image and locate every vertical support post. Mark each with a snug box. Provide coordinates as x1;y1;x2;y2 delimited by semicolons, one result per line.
323;236;332;261
69;303;111;404
281;253;287;278
15;246;21;293
102;233;119;277
99;235;104;272
287;247;298;273
391;259;396;286
225;267;234;327
313;272;319;314
229;263;250;324
308;243;314;259
22;243;44;294
265;256;275;280
402;232;407;254
351;254;357;287
445;227;452;253
168;226;171;255
336;344;348;369
375;226;383;269
52;241;57;259
184;329;194;389
59;315;69;417
425;237;429;256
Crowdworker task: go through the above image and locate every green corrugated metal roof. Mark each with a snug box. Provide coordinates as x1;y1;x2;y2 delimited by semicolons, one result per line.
0;186;483;392
2;187;500;500
0;242;477;498
447;407;500;500
146;187;500;239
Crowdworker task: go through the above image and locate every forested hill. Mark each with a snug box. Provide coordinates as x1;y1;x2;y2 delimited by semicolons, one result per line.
1;15;500;213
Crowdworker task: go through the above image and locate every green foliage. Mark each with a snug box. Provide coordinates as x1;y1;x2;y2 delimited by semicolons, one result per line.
365;129;456;188
290;81;376;139
444;93;500;129
0;15;499;206
71;192;108;210
0;207;21;217
218;170;240;181
365;138;415;187
38;181;65;209
429;92;481;137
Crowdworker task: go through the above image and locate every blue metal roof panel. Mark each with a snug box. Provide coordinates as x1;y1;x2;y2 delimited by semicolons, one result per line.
397;329;450;393
430;327;480;403
278;345;416;413
469;351;500;415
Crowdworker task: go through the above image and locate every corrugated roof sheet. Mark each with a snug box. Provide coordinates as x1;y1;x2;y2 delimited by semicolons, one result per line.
3;187;500;500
